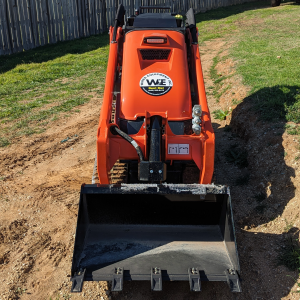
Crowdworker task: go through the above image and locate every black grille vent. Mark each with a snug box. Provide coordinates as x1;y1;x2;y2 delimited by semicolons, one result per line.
140;49;171;60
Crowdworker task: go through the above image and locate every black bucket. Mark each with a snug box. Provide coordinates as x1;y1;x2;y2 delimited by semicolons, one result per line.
71;184;241;293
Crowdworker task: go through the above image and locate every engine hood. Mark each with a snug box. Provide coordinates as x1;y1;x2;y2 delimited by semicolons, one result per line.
120;30;192;121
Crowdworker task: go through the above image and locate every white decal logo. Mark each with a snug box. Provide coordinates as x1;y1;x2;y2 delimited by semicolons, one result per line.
140;73;173;96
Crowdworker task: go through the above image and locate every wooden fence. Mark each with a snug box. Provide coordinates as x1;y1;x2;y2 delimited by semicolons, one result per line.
0;0;254;55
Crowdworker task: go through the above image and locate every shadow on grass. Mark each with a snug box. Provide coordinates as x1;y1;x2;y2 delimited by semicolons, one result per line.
195;0;270;23
0;33;110;74
195;0;300;24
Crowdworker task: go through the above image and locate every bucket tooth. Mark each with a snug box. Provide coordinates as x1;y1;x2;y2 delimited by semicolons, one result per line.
71;269;86;293
111;267;124;292
151;267;162;291
225;269;242;292
188;267;201;292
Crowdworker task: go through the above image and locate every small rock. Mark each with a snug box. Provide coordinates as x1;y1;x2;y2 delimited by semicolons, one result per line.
61;137;70;143
277;56;281;59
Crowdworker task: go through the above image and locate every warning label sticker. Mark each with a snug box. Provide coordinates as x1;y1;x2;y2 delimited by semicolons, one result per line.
168;144;189;155
140;73;173;96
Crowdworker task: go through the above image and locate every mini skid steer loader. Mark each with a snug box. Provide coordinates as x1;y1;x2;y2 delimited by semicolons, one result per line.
71;5;241;293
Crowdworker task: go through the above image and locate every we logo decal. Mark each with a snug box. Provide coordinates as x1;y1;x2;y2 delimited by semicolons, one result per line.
140;73;173;96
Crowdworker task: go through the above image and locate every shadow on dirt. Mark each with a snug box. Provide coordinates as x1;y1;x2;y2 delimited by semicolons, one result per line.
212;85;300;298
229;85;299;224
0;33;109;74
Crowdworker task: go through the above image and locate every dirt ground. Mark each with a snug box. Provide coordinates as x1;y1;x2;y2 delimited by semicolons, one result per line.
1;39;300;300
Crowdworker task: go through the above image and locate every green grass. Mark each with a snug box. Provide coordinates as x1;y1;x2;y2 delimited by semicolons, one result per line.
213;109;231;120
0;34;109;146
197;0;300;122
196;0;272;43
284;219;294;233
285;124;300;135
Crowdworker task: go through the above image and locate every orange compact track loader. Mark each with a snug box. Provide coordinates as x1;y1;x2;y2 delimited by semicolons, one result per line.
71;5;241;293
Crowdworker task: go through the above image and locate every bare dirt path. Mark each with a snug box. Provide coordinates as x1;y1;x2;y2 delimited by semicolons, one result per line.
1;39;300;300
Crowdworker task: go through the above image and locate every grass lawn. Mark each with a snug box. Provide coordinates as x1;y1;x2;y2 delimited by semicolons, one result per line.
197;0;300;122
0;34;109;147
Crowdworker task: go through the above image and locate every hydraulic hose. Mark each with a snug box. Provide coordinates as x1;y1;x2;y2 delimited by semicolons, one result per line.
110;125;145;161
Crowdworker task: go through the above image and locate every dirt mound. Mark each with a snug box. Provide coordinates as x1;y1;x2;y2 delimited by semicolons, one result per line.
0;98;110;300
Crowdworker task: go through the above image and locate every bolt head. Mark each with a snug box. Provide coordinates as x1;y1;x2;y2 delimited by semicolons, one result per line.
192;124;201;135
192;116;201;125
194;108;201;115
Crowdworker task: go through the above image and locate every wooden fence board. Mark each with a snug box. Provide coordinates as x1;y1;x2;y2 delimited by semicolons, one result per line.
11;0;23;51
23;0;34;49
41;0;50;44
17;0;28;50
29;0;39;47
95;0;100;34
0;0;9;54
90;0;95;35
36;0;44;45
62;0;69;39
56;0;63;41
101;0;106;32
85;0;90;36
51;0;59;42
69;0;75;39
77;0;84;37
73;0;79;38
6;0;18;53
47;0;55;43
81;0;87;36
69;0;74;39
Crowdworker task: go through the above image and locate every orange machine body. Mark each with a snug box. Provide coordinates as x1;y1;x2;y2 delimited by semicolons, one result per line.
97;26;215;184
121;30;192;120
